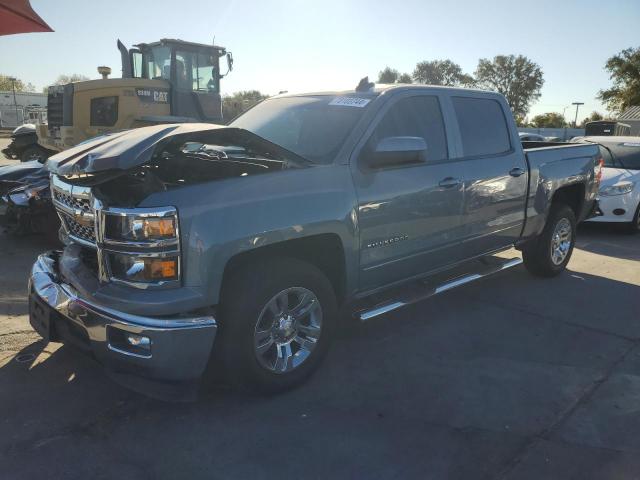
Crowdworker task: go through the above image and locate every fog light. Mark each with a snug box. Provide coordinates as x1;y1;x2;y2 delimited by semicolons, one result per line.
126;334;150;347
107;327;152;358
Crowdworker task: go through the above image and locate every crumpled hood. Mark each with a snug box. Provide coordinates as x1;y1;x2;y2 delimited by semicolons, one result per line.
46;123;290;178
47;123;219;176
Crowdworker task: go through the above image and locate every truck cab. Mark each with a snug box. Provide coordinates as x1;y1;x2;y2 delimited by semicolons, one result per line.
35;38;232;154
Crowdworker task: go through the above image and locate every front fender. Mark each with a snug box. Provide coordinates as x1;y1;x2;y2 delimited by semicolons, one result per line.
140;165;360;306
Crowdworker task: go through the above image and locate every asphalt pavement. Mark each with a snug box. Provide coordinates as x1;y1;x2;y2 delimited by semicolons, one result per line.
1;139;640;479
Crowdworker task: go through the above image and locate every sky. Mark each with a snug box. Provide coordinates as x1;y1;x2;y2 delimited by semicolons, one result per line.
2;0;639;122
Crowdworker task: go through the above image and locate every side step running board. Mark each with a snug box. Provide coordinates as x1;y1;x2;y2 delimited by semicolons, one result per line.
358;257;523;321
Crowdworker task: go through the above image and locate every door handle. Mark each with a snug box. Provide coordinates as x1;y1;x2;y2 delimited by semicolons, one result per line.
438;177;462;188
509;167;525;177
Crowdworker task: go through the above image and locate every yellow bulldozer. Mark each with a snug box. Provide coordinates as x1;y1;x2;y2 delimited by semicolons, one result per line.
13;38;233;161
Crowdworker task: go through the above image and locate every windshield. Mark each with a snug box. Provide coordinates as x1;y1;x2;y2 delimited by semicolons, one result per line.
608;142;640;170
230;95;372;164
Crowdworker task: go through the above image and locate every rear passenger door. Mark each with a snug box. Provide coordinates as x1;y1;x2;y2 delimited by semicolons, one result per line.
450;95;528;255
352;93;467;291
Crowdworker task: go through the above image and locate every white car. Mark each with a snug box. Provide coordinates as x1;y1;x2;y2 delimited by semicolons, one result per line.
578;137;640;232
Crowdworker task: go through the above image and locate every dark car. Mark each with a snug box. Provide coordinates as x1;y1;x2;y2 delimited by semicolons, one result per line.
0;160;59;237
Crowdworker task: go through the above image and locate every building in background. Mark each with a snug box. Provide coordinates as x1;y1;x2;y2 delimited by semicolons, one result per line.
0;91;47;127
618;106;640;136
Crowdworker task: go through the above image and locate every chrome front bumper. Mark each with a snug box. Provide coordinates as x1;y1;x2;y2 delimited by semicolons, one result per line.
28;251;217;386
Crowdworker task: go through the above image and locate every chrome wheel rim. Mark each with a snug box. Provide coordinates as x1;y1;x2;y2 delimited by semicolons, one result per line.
551;217;572;265
253;287;322;374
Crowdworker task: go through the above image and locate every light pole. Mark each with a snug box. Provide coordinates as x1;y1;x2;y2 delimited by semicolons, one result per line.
572;102;584;129
562;105;570;140
8;77;20;126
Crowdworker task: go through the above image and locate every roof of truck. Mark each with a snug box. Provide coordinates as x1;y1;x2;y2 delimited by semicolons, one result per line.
273;83;494;99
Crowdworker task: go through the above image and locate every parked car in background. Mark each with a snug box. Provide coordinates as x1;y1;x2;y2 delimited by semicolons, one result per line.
519;132;546;142
29;84;602;398
0;160;59;237
576;136;640;232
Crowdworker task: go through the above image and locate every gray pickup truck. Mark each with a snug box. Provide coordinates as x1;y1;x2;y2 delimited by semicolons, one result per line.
29;84;602;397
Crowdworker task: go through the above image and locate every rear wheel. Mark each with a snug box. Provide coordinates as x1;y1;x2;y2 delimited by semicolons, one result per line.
216;257;337;394
20;146;48;163
523;203;576;277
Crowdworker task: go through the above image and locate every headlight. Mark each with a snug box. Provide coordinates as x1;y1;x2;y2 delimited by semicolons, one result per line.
104;207;178;244
100;206;181;287
599;182;635;196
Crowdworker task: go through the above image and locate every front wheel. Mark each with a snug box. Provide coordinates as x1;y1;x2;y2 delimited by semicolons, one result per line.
626;203;640;234
216;257;337;394
523;203;576;277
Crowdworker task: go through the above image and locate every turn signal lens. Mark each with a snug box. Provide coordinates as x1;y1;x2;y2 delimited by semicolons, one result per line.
147;258;177;280
135;217;176;239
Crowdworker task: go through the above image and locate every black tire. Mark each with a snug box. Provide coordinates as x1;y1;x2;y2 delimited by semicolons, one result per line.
216;257;337;394
523;203;576;277
626;203;640;234
20;146;48;163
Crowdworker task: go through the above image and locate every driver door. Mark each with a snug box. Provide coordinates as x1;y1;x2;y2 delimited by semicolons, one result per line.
351;94;466;291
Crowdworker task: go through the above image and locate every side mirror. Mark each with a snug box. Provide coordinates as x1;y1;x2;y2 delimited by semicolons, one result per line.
368;136;427;168
219;52;234;79
227;52;234;72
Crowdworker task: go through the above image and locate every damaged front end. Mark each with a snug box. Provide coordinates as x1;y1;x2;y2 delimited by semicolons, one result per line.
26;123;305;396
47;123;305;288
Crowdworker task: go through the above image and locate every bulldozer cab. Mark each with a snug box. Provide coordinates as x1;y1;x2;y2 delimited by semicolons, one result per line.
34;38;232;156
121;38;233;123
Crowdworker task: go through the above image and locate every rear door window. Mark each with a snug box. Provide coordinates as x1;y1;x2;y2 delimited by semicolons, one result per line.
452;97;511;157
371;95;448;163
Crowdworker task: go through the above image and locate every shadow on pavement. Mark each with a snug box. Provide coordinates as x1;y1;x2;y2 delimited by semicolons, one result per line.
577;223;639;261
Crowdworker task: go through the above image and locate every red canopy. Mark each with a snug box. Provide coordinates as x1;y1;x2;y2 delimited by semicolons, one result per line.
0;0;52;36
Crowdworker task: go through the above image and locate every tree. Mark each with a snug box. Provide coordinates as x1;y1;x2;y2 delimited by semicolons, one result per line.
580;111;603;127
412;59;473;87
0;74;35;92
222;90;268;122
52;74;90;85
530;112;566;128
377;67;412;84
474;54;544;118
397;73;412;84
378;67;399;84
598;47;640;114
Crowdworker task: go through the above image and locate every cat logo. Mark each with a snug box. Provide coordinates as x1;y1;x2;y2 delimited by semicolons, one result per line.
136;88;170;104
153;91;168;102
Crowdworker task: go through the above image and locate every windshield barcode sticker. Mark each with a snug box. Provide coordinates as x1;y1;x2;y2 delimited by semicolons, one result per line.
622;142;640;147
329;97;371;107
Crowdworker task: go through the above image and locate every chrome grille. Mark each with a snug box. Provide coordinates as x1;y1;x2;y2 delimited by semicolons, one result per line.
52;189;92;213
59;212;96;243
51;176;96;247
